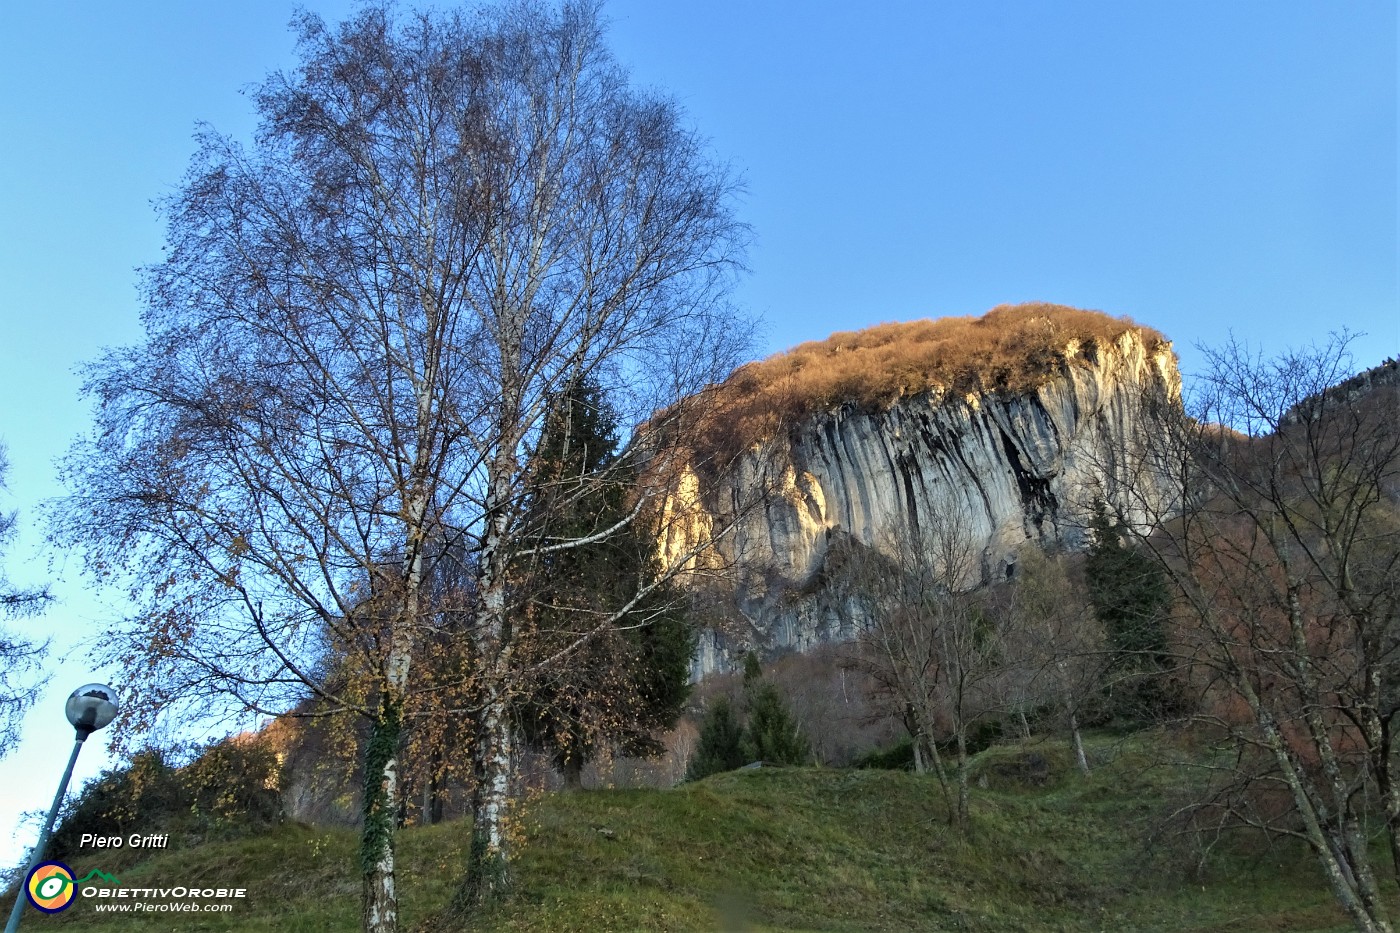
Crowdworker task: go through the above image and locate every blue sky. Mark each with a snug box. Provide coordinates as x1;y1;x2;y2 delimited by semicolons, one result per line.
0;1;1395;855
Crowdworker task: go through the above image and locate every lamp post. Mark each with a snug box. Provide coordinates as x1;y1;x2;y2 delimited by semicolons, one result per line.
4;683;118;933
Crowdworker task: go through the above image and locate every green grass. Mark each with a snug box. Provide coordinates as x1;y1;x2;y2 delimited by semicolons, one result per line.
36;732;1377;932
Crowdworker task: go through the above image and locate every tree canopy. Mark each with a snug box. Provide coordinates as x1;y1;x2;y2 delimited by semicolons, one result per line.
57;3;750;929
0;442;50;754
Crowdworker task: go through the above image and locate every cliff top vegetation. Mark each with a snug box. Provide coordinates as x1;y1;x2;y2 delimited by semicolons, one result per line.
694;303;1170;460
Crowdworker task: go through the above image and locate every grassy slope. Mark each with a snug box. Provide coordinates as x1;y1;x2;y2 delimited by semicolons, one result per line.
46;734;1364;932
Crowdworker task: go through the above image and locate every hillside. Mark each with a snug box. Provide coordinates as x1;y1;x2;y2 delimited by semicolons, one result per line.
42;733;1360;932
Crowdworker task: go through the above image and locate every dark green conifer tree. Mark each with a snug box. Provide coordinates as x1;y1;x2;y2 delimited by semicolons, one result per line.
1084;498;1172;721
514;378;696;788
742;650;763;685
742;681;811;766
685;696;746;780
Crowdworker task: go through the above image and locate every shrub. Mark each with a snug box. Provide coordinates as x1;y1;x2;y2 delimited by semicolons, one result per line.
45;732;283;864
46;749;183;863
852;739;916;771
181;733;282;830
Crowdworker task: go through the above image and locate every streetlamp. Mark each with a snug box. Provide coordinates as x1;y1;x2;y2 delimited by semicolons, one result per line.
4;684;118;933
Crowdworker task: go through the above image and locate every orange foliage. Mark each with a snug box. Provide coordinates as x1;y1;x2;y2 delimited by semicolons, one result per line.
695;303;1168;460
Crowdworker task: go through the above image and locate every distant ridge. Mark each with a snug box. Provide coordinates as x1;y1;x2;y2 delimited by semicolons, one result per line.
1282;356;1400;427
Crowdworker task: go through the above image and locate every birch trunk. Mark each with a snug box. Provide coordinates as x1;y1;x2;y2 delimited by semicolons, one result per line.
360;600;421;930
953;729;971;834
1247;679;1393;933
467;680;515;904
910;702;953;816
461;397;523;906
361;699;403;933
362;367;434;933
1069;711;1090;776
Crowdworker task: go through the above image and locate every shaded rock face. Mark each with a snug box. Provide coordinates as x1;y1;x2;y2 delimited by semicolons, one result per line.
680;331;1181;676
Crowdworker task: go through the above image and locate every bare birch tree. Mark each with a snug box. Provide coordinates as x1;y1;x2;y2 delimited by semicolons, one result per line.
1002;544;1102;774
834;511;1011;833
56;4;749;931
1117;336;1400;933
0;442;50;753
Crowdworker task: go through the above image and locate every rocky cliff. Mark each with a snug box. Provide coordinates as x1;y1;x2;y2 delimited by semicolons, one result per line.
664;304;1182;675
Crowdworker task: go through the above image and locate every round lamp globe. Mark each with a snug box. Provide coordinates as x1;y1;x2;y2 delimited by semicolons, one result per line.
65;683;119;734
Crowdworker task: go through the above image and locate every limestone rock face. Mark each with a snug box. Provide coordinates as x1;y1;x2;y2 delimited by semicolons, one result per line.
678;329;1181;675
